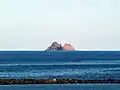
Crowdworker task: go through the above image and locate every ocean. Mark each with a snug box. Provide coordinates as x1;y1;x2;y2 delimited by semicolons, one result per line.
0;51;120;89
0;84;120;90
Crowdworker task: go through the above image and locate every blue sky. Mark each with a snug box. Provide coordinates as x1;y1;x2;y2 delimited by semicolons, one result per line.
0;0;120;50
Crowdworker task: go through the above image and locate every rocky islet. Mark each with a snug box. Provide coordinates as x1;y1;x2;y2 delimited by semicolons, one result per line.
46;42;75;51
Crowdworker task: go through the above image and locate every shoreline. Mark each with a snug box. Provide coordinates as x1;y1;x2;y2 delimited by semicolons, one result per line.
0;79;119;85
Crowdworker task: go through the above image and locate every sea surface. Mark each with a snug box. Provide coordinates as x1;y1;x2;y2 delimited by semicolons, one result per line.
0;84;120;90
0;51;120;89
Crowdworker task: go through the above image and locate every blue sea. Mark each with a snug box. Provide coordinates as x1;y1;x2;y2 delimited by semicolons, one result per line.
0;51;120;90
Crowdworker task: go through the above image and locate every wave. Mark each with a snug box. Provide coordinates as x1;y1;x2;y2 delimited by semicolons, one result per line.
0;62;120;66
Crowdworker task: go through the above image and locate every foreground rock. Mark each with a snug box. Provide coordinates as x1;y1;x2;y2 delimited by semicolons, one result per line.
0;79;119;84
46;42;75;51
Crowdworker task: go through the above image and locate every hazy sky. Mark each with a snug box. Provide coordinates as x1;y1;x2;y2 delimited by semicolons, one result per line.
0;0;120;50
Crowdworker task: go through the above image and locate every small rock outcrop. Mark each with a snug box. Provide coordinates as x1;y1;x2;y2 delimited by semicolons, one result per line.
46;42;75;51
46;42;63;51
63;43;75;50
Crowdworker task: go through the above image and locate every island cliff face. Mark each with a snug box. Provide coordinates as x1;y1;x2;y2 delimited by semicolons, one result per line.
46;42;63;51
46;42;75;51
63;43;75;50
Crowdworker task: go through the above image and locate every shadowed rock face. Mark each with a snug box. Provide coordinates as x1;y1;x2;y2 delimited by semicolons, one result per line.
46;42;63;51
46;42;75;51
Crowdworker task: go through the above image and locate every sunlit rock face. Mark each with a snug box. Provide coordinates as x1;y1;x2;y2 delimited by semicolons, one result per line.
63;43;75;50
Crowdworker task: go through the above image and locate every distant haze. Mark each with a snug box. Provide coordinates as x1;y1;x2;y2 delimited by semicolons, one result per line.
0;0;120;50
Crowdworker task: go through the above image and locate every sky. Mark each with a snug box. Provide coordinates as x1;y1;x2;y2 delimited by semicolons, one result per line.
0;0;120;50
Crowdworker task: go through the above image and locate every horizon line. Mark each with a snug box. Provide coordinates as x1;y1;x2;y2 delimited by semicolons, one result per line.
0;49;120;51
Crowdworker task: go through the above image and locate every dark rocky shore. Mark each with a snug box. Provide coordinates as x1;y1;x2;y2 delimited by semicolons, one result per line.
0;79;119;85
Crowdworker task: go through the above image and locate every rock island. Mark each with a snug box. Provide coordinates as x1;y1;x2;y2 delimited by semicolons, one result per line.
46;42;75;51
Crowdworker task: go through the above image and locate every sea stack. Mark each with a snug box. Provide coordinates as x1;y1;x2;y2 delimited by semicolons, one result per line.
46;42;63;51
63;43;75;51
46;42;75;51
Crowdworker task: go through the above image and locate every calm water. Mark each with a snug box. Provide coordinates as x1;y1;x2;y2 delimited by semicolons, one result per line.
0;51;120;89
0;84;120;90
0;51;120;80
